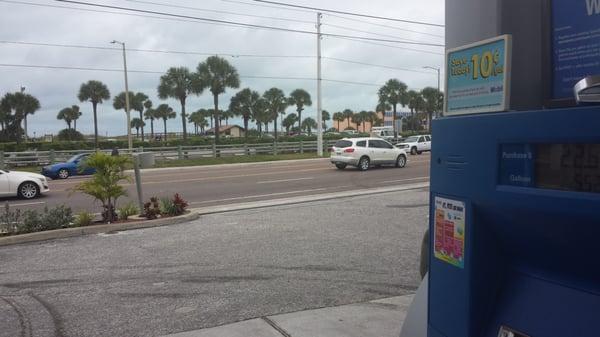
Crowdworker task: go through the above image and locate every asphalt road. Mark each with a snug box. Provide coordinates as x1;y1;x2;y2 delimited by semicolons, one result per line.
0;188;429;337
2;154;430;213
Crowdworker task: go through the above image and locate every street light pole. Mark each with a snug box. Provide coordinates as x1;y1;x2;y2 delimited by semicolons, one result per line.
316;12;323;157
423;66;441;118
112;40;132;152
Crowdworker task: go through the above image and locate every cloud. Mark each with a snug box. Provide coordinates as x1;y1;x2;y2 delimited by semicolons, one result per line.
0;0;444;135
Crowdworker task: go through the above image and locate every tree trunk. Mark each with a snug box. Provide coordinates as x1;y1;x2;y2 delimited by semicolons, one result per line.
243;116;249;142
392;104;398;137
163;119;167;142
93;102;99;149
74;119;77;132
139;111;145;142
213;94;220;146
23;115;28;142
274;115;278;140
180;97;187;141
150;119;154;140
297;108;302;130
337;120;340;131
136;128;139;138
67;121;72;130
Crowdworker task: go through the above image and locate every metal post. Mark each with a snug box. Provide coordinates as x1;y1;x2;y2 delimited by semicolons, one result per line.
112;40;132;152
178;145;183;160
316;12;323;157
273;141;278;156
212;142;217;158
133;155;144;212
300;140;304;154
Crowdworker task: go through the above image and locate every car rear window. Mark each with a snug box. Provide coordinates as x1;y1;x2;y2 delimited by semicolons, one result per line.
334;140;353;148
356;141;366;147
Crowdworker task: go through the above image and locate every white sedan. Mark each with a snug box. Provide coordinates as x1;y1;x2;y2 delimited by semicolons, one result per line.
0;170;50;199
330;137;408;171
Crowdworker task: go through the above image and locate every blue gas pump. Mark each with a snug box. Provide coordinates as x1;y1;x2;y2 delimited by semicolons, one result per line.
399;1;600;335
425;106;600;337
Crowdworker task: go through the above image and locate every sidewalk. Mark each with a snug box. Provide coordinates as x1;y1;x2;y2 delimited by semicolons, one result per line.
162;294;414;337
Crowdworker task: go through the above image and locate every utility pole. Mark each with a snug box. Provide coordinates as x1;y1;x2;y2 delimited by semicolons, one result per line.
316;12;323;157
112;40;132;152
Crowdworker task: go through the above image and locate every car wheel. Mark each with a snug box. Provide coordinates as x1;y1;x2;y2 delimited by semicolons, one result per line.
411;147;417;155
417;151;423;155
335;163;347;170
18;182;39;199
58;169;70;179
396;154;407;168
358;156;370;171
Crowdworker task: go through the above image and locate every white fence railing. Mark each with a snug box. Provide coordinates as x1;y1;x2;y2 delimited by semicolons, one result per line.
0;140;338;167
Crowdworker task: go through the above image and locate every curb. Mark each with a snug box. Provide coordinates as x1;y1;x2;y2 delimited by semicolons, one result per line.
0;211;200;247
193;182;430;215
125;157;328;174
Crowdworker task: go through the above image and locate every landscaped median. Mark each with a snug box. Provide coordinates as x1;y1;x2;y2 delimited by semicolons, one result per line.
0;211;199;246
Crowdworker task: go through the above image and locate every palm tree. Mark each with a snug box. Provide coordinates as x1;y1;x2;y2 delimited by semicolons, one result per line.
57;107;74;129
195;56;240;145
342;109;353;130
378;79;408;136
282;113;298;134
221;109;234;125
154;104;176;141
130;118;145;138
407;90;425;131
0;92;41;143
134;93;149;141
421;87;443;131
71;105;82;132
188;110;208;135
351;113;363;131
358;111;369;132
366;111;380;128
143;100;156;140
252;98;270;135
301;117;317;135
157;67;196;141
321;110;330;130
332;112;345;131
263;88;288;140
288;89;312;131
78;80;110;148
230;88;259;141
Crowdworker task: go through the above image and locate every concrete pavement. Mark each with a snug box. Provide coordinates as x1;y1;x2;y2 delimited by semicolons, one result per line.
165;295;414;337
0;189;428;337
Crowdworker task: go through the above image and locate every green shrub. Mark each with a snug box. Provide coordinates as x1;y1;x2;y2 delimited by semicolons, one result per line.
74;211;95;227
57;129;85;141
20;210;42;234
41;205;74;231
159;197;177;216
118;202;139;221
0;202;22;235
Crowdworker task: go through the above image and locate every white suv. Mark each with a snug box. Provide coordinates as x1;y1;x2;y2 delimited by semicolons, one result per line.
397;135;431;155
330;137;408;171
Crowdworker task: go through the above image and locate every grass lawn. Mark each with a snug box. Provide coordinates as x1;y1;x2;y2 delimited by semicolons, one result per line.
5;153;323;173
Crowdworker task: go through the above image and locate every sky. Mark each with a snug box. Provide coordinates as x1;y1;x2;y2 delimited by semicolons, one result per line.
0;0;445;136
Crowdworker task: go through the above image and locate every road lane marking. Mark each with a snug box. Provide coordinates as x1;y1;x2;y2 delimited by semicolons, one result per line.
256;177;314;184
379;176;430;184
6;201;45;207
189;188;328;204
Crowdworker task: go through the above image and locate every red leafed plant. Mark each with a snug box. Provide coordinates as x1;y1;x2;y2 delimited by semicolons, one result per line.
172;193;189;216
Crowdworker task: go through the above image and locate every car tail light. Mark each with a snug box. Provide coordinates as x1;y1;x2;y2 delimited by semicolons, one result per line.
344;148;355;153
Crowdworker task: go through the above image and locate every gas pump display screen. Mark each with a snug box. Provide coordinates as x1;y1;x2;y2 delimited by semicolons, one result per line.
535;144;600;193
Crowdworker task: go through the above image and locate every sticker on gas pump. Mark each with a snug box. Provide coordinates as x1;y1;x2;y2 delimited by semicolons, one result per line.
433;197;465;268
498;326;530;337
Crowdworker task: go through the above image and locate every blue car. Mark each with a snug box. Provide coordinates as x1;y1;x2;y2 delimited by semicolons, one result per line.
41;154;95;179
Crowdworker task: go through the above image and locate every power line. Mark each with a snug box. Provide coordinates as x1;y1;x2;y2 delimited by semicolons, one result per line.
222;0;314;14
122;0;314;24
0;63;388;86
251;0;444;27
322;23;440;44
326;13;444;39
0;40;314;58
1;40;437;74
322;57;433;74
331;36;444;56
53;0;444;47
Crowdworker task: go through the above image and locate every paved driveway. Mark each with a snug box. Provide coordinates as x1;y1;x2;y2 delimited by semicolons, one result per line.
0;188;428;337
